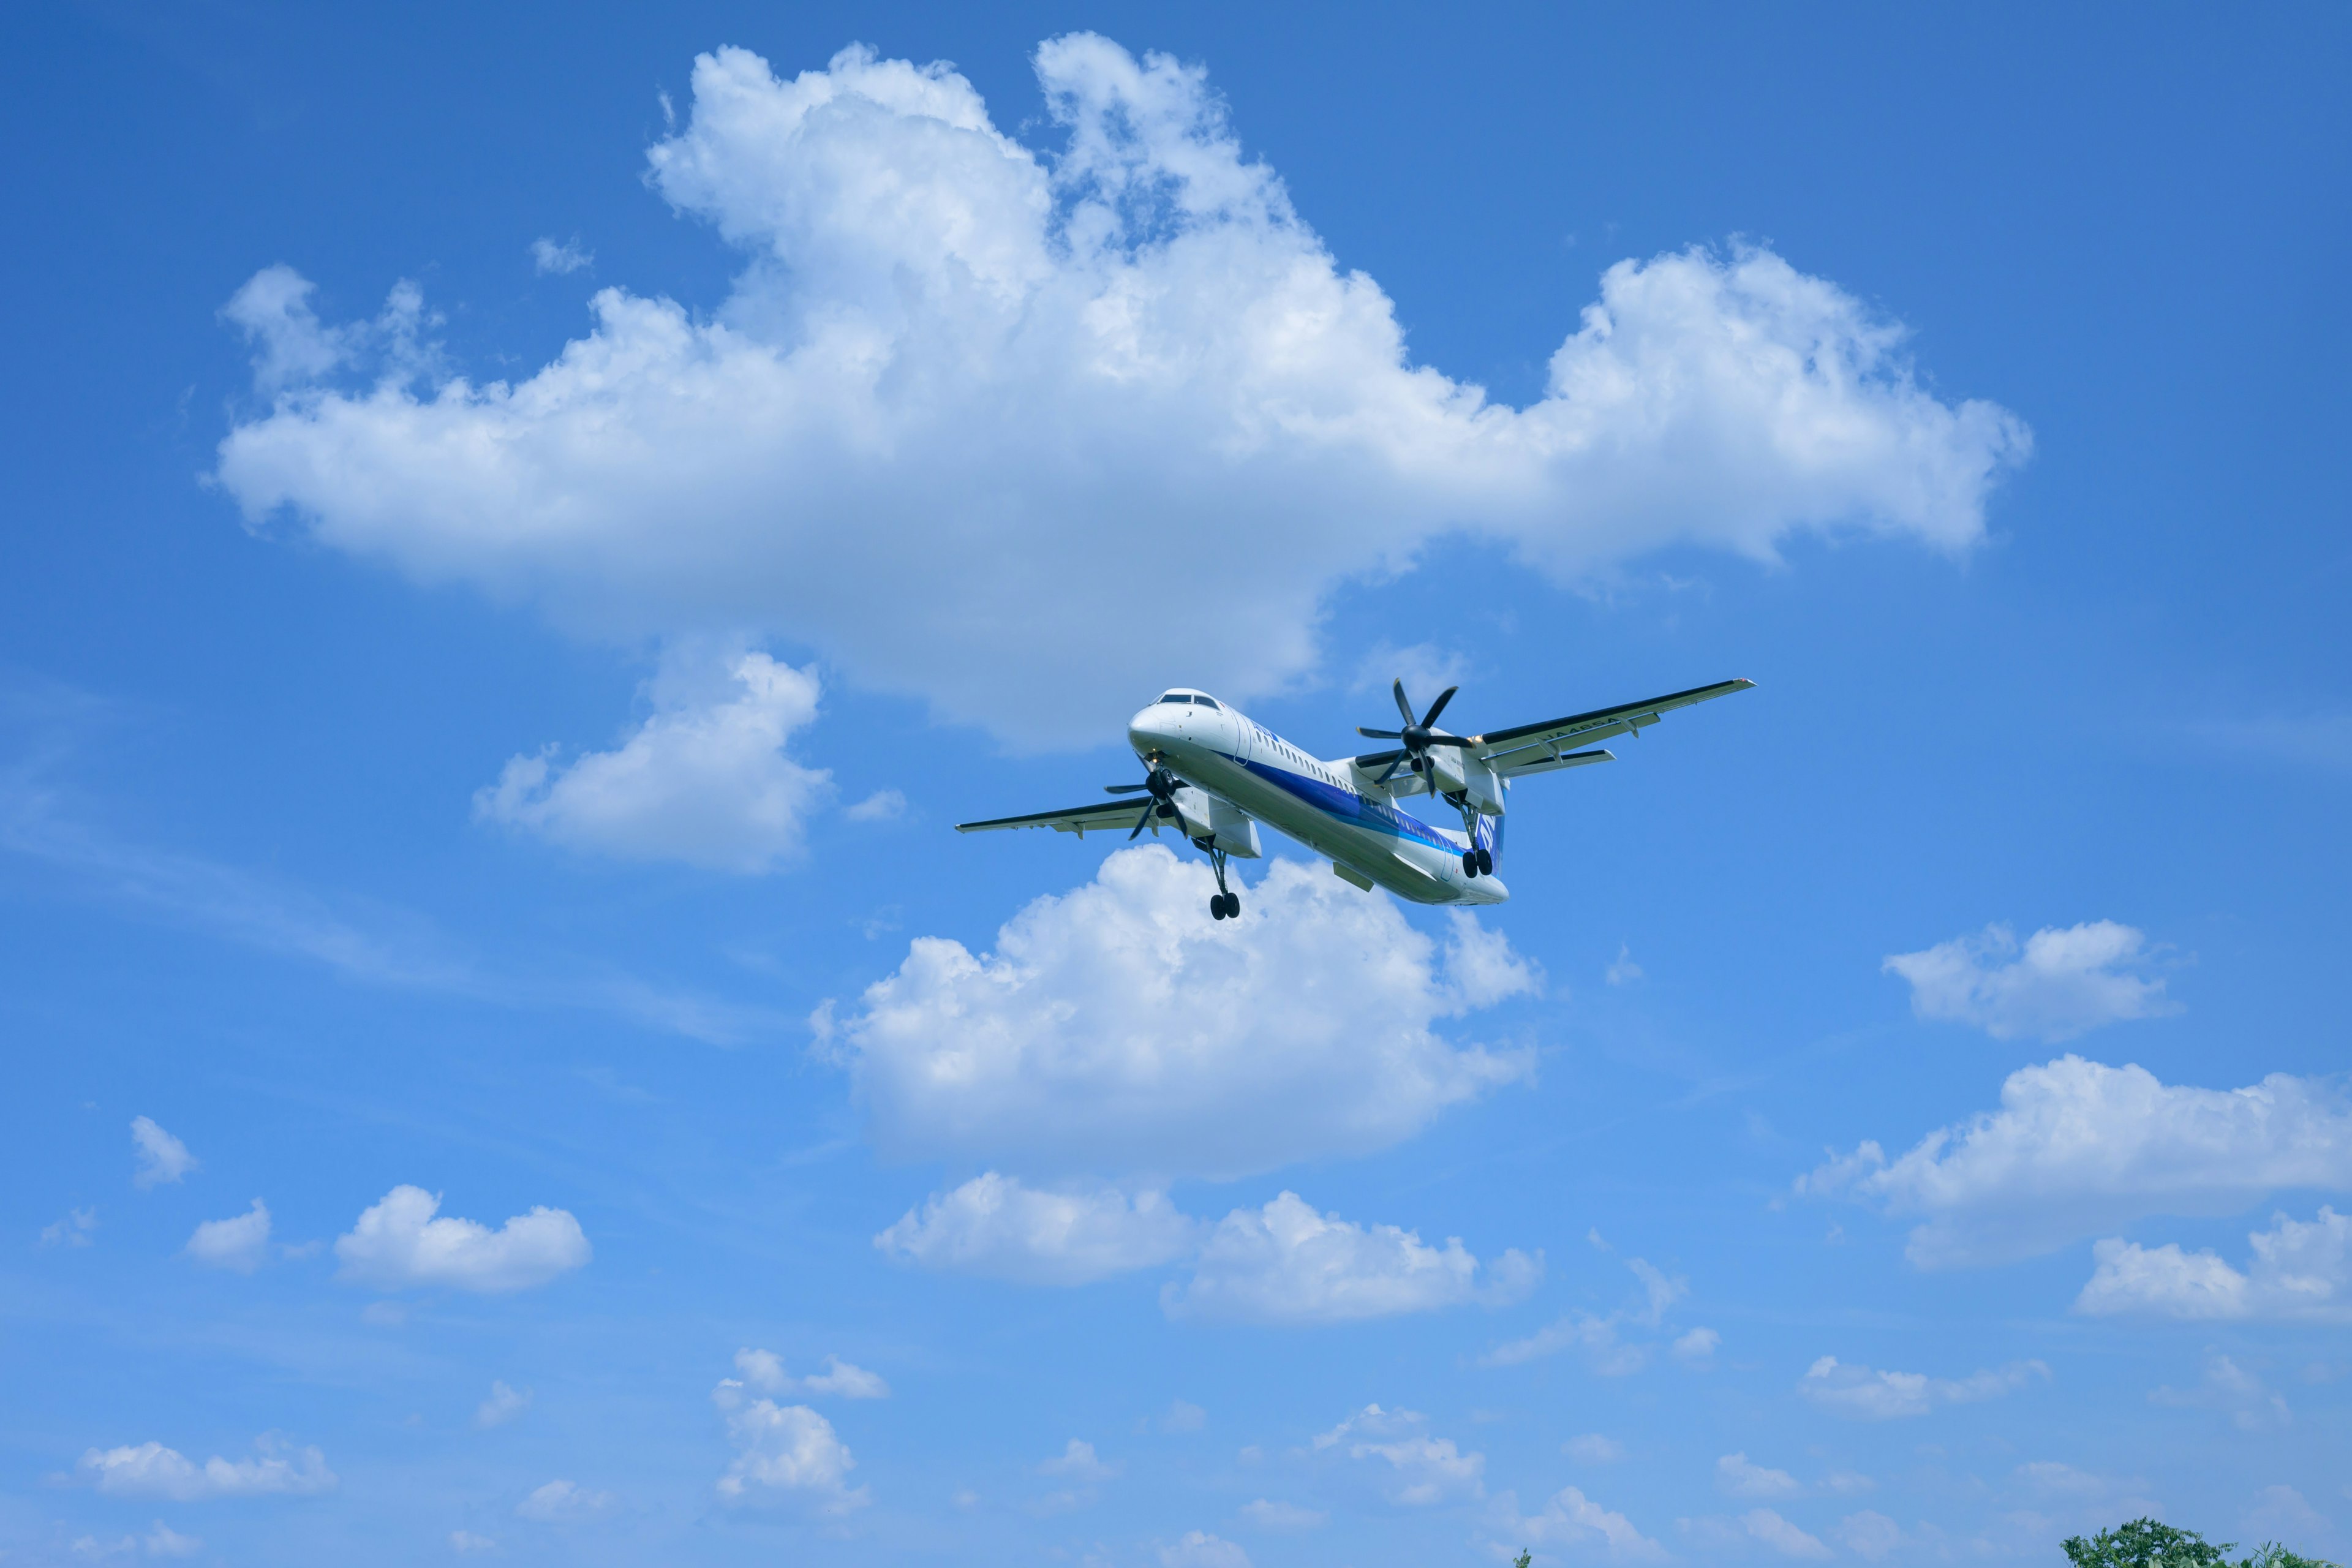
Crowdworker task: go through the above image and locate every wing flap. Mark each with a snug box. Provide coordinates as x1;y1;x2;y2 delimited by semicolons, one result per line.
1493;746;1616;778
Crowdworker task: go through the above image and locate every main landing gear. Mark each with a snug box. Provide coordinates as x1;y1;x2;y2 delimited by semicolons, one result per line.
1198;839;1243;920
1460;846;1493;878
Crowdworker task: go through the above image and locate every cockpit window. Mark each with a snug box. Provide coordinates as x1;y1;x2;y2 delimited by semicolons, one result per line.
1194;696;1220;710
1157;692;1189;705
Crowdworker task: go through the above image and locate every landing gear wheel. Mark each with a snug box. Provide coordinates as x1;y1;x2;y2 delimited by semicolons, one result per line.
1476;846;1493;875
1224;891;1240;917
1462;850;1480;877
1210;895;1229;920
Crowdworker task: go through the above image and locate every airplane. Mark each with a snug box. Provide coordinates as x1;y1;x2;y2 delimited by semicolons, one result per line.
957;676;1755;919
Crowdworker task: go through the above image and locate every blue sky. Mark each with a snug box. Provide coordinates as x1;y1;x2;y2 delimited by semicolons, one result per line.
4;2;2348;1564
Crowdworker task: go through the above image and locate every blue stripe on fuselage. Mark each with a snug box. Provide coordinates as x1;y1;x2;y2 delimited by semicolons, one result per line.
1226;755;1457;851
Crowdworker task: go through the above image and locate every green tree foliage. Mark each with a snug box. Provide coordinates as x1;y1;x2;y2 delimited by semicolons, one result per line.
2060;1518;2337;1568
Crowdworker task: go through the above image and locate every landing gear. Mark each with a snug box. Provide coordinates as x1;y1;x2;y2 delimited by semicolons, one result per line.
1462;850;1480;877
1477;846;1493;875
1197;839;1240;920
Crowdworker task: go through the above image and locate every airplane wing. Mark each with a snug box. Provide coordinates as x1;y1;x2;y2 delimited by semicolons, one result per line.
1474;678;1755;778
954;799;1164;839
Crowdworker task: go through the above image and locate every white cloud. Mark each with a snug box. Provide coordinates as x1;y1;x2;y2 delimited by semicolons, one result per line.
2078;1207;2352;1322
1564;1434;1624;1464
42;1205;98;1248
214;37;2024;749
475;1381;532;1429
184;1200;270;1272
1314;1406;1483;1507
1238;1498;1324;1529
1797;1055;2352;1267
474;652;831;872
845;788;905;822
1672;1326;1721;1365
142;1523;201;1558
1799;1354;2048;1420
1161;1531;1251;1568
530;236;592;275
1605;944;1643;986
130;1117;196;1188
1488;1485;1667;1562
731;1347;891;1399
875;1173;1195;1284
1164;1191;1537;1323
448;1530;497;1554
1883;921;2176;1042
1838;1510;1903;1560
1717;1452;1800;1499
1479;1252;1686;1372
1161;1398;1206;1433
515;1478;614;1521
1822;1471;1875;1496
334;1185;591;1293
78;1438;336;1501
826;848;1532;1179
2150;1351;2291;1431
710;1377;869;1512
1743;1509;1832;1559
2244;1483;2331;1544
1039;1439;1118;1482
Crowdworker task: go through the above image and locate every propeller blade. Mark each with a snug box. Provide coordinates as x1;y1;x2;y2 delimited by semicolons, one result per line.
1356;726;1403;739
1375;756;1404;785
1128;803;1153;839
1422;735;1479;747
1352;748;1404;766
1104;783;1150;793
1419;685;1459;729
1392;679;1416;726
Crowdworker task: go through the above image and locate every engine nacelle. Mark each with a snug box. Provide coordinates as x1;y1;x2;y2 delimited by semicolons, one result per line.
1172;787;1262;857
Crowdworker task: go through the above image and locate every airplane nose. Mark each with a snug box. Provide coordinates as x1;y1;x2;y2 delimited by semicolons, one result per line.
1128;706;1172;753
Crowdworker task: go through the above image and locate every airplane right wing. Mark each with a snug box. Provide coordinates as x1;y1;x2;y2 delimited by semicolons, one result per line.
954;799;1165;839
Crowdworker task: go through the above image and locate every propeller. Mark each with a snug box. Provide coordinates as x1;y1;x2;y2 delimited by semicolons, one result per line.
1354;679;1478;786
1105;761;1185;839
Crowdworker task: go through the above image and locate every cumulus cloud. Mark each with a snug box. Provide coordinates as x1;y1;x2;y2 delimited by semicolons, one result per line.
1164;1191;1539;1323
1883;921;2176;1041
43;1205;99;1247
530;236;592;275
1717;1452;1800;1499
1039;1439;1119;1482
214;36;2024;748
1565;1434;1625;1464
2077;1207;2352;1322
474;652;831;872
78;1438;336;1501
875;1174;1196;1285
878;1174;1534;1322
732;1347;891;1399
130;1117;196;1188
184;1200;271;1272
1741;1509;1832;1559
1239;1498;1324;1529
1487;1485;1666;1562
1313;1406;1484;1507
826;847;1532;1180
2150;1351;2291;1431
515;1478;613;1521
143;1522;201;1558
334;1185;591;1293
710;1376;868;1512
475;1381;532;1428
1672;1326;1721;1365
1479;1252;1686;1372
1838;1510;1903;1561
1798;1354;2048;1420
1161;1532;1251;1568
1796;1055;2352;1267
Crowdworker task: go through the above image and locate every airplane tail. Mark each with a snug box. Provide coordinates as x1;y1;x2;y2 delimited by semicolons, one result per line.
1472;812;1504;868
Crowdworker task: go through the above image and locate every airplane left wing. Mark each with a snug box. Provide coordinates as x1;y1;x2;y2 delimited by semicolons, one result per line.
955;799;1163;839
1475;678;1755;777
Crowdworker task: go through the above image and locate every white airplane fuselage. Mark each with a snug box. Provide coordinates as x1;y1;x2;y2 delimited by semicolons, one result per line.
1127;693;1507;907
